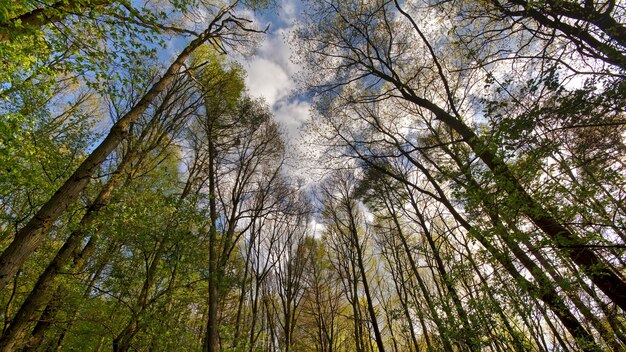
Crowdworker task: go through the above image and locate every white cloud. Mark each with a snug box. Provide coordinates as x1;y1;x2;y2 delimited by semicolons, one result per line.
256;29;299;76
279;0;297;19
241;1;316;182
245;58;293;105
243;17;311;140
273;99;310;140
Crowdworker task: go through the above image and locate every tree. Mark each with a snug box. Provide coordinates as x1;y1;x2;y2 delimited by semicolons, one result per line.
320;170;386;352
2;0;624;350
0;2;261;291
0;62;198;352
296;0;625;329
296;1;626;349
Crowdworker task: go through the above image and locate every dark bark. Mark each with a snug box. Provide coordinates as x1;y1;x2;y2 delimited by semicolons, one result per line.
327;183;385;352
25;239;115;351
390;1;626;310
379;71;626;312
355;148;597;350
491;0;626;69
350;231;385;352
203;131;219;352
524;238;624;350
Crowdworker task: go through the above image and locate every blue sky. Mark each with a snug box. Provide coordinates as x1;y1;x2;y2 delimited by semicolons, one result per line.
242;0;310;143
237;0;328;184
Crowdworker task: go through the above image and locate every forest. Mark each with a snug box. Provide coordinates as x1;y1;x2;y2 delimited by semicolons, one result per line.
0;0;625;351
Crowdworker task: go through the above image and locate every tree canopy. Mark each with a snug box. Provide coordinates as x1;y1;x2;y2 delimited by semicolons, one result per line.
0;0;624;351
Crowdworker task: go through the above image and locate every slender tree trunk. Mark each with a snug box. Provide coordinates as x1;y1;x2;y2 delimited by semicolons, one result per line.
396;82;626;311
24;233;103;351
408;197;477;351
524;238;624;350
248;275;263;352
0;147;139;352
113;239;166;352
203;114;219;352
346;261;364;352
367;154;598;350
232;236;253;348
1;271;19;334
363;7;626;307
382;237;428;352
382;198;453;351
31;240;115;351
435;130;603;348
113;148;196;352
341;198;385;352
462;238;528;352
284;305;291;352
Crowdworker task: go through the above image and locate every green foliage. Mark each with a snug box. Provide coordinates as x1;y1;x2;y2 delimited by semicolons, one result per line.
1;0;625;350
0;79;99;242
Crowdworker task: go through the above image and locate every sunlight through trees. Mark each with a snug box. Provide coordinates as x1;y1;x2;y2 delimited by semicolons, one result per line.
0;0;624;350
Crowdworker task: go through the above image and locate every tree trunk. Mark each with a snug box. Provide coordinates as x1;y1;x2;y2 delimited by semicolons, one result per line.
395;81;626;311
363;4;626;309
408;196;478;351
382;196;453;351
0;0;113;41
0;148;138;352
362;152;597;350
203;122;219;352
113;239;166;352
341;199;385;352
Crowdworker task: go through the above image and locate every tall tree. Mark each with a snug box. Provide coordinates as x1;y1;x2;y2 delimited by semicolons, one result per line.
296;0;626;319
0;1;261;291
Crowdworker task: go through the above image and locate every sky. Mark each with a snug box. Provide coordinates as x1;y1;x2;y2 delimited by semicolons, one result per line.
157;0;318;182
162;0;311;141
235;0;330;184
241;0;311;146
239;1;327;232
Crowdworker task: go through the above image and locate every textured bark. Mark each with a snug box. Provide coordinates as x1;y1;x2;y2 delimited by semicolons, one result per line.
493;0;626;69
387;1;626;311
359;151;597;350
203;133;219;352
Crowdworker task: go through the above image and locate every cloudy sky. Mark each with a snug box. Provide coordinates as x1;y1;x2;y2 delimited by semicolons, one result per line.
242;1;326;230
167;1;311;145
235;0;329;184
242;1;311;146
